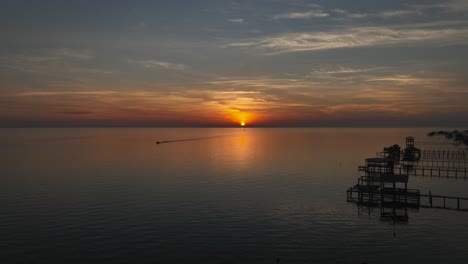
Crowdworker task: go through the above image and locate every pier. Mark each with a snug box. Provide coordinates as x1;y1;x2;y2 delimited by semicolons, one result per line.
415;141;464;147
420;194;468;211
394;166;468;179
420;149;467;160
403;159;468;168
350;157;419;207
348;136;468;212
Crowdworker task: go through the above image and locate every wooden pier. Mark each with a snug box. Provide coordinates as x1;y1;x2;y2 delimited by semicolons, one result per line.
347;185;420;207
350;158;420;208
348;135;468;213
419;149;467;160
394;166;468;179
377;149;468;161
420;194;468;211
415;141;464;147
348;189;468;211
404;159;468;168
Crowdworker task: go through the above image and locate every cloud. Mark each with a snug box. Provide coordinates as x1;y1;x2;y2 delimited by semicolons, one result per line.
0;48;92;66
228;18;245;23
53;48;93;60
5;64;467;126
333;8;421;20
0;49;111;79
133;59;190;70
413;0;468;13
206;77;318;90
344;13;368;19
330;8;368;19
377;10;422;18
331;0;468;21
15;91;119;97
365;75;445;86
273;10;329;20
439;0;468;12
309;66;388;75
226;26;468;54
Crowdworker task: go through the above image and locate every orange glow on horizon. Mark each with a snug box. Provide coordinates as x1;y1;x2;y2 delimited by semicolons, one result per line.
226;109;254;127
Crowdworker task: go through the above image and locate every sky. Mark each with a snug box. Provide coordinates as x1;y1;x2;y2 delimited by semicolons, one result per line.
1;0;468;127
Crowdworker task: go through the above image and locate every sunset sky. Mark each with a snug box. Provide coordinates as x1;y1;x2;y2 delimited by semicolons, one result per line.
1;0;468;127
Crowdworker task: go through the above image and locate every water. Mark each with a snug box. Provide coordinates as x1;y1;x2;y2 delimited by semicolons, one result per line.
1;128;468;263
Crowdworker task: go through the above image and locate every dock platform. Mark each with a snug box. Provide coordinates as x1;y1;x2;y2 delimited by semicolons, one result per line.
348;135;468;212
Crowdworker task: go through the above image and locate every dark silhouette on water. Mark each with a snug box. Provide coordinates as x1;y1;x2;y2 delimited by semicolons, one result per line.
402;137;421;162
348;136;468;217
427;129;468;145
382;144;401;162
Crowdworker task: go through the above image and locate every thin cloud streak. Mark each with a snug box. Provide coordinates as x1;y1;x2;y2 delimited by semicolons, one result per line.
332;8;422;20
273;10;329;20
52;48;93;60
309;66;391;75
206;77;318;89
0;50;110;80
412;0;468;13
227;26;468;54
329;1;465;21
15;91;121;97
131;59;190;70
228;18;245;23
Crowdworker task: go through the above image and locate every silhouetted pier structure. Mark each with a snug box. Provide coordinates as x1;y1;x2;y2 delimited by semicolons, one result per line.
395;165;468;179
350;158;420;207
419;149;467;160
377;138;467;161
348;135;468;211
382;144;401;162
403;159;468;169
415;141;465;147
419;193;468;210
402;137;421;161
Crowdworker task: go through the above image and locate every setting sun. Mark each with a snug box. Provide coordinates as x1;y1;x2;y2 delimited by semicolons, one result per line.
241;122;245;126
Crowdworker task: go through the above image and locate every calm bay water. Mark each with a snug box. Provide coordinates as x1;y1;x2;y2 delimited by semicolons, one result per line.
1;128;468;263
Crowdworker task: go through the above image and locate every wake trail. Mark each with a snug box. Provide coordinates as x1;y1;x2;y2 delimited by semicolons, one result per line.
156;134;240;144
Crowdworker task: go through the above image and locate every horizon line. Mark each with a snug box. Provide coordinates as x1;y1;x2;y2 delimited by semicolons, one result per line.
0;125;465;129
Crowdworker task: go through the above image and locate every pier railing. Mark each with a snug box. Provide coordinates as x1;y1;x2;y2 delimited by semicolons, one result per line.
377;149;468;160
403;159;468;169
419;149;467;160
394;166;468;179
420;194;468;210
415;141;464;147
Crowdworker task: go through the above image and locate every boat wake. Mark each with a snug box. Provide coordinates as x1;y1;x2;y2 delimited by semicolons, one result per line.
156;134;236;144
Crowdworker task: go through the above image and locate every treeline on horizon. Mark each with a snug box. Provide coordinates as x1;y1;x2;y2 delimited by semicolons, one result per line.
428;130;468;145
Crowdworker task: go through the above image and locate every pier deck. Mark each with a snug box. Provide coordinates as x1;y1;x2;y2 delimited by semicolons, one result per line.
394;166;468;179
348;135;468;212
347;186;420;207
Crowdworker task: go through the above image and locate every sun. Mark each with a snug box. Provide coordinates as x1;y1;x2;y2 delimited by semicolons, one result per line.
226;109;253;127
